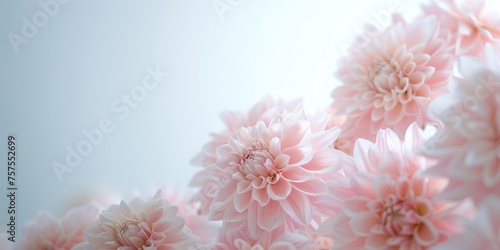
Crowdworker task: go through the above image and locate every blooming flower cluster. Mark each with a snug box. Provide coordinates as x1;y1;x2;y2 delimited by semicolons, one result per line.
12;0;500;249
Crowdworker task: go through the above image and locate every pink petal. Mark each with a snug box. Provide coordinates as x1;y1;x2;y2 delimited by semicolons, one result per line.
281;166;315;183
301;148;341;172
343;197;371;217
257;200;286;231
414;197;433;218
234;190;253;213
279;192;312;226
267;176;292;200
310;127;341;152
273;154;290;170
350;212;379;236
291;178;326;196
366;233;390;250
281;121;311;149
413;219;439;246
252;187;270;206
282;146;313;166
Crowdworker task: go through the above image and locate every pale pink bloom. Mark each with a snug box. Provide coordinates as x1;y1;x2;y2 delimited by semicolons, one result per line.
217;229;317;250
15;204;99;250
319;124;471;249
422;54;500;205
81;191;199;250
117;187;220;243
432;196;500;250
422;0;500;57
331;15;454;154
192;109;352;238
191;96;302;215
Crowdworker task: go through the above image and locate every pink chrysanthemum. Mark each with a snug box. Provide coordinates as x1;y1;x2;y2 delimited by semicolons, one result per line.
318;123;471;250
192;109;352;238
432;196;500;250
191;96;302;215
81;191;199;250
16;204;99;250
422;0;500;57
422;54;500;205
331;15;454;153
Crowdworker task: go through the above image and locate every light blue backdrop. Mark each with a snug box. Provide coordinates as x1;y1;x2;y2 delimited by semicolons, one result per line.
0;0;421;228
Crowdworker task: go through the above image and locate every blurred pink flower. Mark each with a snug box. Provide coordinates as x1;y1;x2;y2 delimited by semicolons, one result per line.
161;187;220;243
82;191;199;250
432;196;500;250
190;96;302;215
192;109;352;238
62;186;120;213
319;124;471;249
331;15;454;153
422;0;500;57
422;54;500;204
16;204;99;250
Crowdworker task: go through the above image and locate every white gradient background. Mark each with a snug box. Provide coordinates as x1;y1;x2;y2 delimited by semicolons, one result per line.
0;0;422;227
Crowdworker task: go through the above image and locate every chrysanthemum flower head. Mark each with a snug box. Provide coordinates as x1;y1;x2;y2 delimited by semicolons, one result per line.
331;14;455;153
81;191;199;250
190;96;303;215
319;123;471;249
192;108;353;239
16;203;100;250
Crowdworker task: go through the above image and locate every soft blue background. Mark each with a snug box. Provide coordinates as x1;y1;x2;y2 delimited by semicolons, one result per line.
0;0;421;229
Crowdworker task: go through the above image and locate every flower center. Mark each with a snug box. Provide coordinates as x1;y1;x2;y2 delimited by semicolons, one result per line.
241;151;256;164
239;148;275;177
370;61;395;93
374;62;392;77
117;220;144;247
381;194;419;237
241;150;262;169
